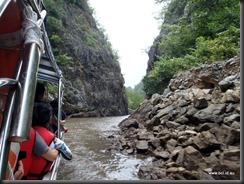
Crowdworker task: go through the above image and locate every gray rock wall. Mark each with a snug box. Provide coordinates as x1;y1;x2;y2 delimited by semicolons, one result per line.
46;1;128;116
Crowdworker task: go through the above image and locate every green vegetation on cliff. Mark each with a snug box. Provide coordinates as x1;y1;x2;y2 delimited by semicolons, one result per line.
125;81;145;110
143;0;240;96
44;0;118;68
41;0;128;116
126;87;144;110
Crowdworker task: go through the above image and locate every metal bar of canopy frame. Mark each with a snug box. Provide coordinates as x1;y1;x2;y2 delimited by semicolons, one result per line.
0;6;44;176
42;78;64;181
0;0;43;179
9;0;47;142
0;78;21;179
57;78;63;139
48;78;63;180
9;43;42;142
0;89;17;179
0;0;11;17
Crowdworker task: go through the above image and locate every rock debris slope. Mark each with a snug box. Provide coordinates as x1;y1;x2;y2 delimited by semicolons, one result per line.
110;56;240;180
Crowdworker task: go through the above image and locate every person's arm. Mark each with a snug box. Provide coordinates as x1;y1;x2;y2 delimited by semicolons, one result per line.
33;131;58;161
60;120;68;133
51;116;68;133
14;160;24;180
41;148;59;161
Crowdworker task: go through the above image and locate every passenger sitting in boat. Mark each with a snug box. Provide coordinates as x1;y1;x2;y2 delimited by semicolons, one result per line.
35;82;46;103
35;82;68;133
50;98;68;134
19;127;59;180
19;102;72;180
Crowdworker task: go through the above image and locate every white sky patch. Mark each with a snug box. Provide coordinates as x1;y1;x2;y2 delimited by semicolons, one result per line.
89;0;161;88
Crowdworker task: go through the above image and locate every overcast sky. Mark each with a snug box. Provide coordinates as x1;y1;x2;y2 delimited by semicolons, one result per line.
88;0;161;88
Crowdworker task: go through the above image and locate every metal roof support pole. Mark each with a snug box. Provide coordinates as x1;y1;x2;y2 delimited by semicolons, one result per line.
49;153;61;180
57;77;63;139
49;77;63;180
0;59;24;179
0;83;18;180
9;43;41;142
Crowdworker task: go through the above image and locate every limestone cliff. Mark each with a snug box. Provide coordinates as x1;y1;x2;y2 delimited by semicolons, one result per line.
45;0;128;116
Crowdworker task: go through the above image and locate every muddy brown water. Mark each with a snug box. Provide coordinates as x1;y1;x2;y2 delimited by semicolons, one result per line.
56;116;144;180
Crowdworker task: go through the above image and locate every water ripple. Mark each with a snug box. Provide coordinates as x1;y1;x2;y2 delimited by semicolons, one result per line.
57;116;143;180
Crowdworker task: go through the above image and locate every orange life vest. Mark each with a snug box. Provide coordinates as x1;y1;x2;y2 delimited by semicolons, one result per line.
25;126;55;180
19;128;36;177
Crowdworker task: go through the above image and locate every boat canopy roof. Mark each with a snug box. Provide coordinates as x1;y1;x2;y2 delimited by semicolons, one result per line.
0;0;62;84
38;47;63;84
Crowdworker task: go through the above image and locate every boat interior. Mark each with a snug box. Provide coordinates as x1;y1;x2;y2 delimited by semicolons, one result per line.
0;0;64;180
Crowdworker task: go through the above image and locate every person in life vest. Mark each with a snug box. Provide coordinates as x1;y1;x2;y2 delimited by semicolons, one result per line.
19;127;59;180
20;102;72;180
50;98;68;134
35;82;68;133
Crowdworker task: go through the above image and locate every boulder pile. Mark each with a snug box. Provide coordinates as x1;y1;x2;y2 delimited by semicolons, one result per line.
109;56;240;180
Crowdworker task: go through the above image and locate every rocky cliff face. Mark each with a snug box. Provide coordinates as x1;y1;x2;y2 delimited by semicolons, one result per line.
147;0;188;73
46;1;128;117
109;56;240;180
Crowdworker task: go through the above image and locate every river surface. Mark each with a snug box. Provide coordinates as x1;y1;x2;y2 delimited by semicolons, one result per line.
56;116;144;180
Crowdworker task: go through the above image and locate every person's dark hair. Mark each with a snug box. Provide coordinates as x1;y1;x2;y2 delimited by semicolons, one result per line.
32;102;52;127
50;98;66;120
50;98;58;108
35;83;45;102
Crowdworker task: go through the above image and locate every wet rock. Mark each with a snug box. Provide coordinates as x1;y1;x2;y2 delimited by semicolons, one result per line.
153;150;170;159
196;122;216;132
155;105;174;118
223;114;240;126
220;89;240;103
118;118;139;130
192;131;221;151
166;167;186;173
192;104;226;123
176;146;204;171
136;140;149;151
148;138;161;149
210;124;240;145
166;121;181;129
158;133;171;145
222;149;240;161
218;75;236;92
145;117;161;130
231;121;240;129
185;107;198;117
123;148;134;154
175;116;189;124
138;130;154;140
193;97;208;109
170;148;182;160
